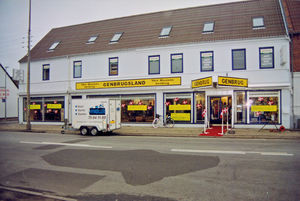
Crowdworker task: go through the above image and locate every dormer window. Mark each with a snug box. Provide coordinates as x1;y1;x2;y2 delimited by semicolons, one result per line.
253;17;265;29
160;26;172;37
87;35;98;44
110;32;123;43
202;22;214;33
48;41;60;51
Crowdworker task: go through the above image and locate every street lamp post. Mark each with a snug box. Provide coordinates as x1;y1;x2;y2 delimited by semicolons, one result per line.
26;0;31;131
4;66;8;121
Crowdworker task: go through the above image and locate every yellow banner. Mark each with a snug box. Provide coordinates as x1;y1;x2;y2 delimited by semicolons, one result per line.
251;105;277;112
127;105;147;111
76;77;181;90
171;113;191;121
47;104;62;109
192;77;212;88
218;76;248;87
169;104;191;111
30;105;41;110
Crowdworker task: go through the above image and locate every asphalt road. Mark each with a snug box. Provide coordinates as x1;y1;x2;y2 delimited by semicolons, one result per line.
0;131;299;201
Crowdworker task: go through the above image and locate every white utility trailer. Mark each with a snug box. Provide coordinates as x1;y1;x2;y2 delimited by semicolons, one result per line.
72;98;121;135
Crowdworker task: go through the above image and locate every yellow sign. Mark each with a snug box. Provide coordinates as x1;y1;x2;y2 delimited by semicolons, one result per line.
127;105;147;111
47;104;62;109
30;105;41;110
251;105;277;112
169;105;191;111
171;113;191;121
192;77;212;88
218;76;248;87
76;77;181;90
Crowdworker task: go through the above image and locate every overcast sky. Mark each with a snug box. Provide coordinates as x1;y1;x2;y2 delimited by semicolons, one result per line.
0;0;244;75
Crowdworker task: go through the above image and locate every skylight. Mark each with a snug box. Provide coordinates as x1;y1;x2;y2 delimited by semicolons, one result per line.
48;41;60;51
160;26;172;37
87;35;98;43
253;17;265;28
110;32;123;43
203;22;214;33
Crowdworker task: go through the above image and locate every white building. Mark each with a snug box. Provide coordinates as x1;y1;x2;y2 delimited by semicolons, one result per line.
0;64;19;119
18;0;293;129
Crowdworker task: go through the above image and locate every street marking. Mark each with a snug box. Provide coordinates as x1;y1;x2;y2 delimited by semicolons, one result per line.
171;149;294;156
20;141;112;149
0;185;77;201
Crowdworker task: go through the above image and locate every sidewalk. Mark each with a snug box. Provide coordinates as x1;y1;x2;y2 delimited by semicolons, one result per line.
0;122;300;139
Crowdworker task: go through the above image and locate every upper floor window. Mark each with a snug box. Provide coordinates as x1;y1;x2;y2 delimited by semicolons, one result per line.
259;47;274;69
232;49;246;70
171;53;183;73
202;22;214;33
109;57;118;76
110;32;123;43
87;35;98;44
148;55;160;74
42;64;50;80
252;17;264;29
73;61;82;78
48;41;60;51
200;51;214;72
160;26;172;37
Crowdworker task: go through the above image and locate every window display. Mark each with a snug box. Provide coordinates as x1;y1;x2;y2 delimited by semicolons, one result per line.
234;91;246;123
195;92;205;123
165;93;192;123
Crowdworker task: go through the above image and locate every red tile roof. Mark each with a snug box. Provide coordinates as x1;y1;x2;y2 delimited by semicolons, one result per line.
19;0;286;63
282;0;300;34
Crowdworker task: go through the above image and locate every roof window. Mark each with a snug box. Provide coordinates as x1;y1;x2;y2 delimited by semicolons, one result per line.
48;41;60;51
202;22;214;33
253;17;265;29
110;32;123;43
159;26;172;37
87;35;98;43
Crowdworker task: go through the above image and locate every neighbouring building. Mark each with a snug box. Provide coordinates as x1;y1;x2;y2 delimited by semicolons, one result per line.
0;64;19;119
19;0;294;129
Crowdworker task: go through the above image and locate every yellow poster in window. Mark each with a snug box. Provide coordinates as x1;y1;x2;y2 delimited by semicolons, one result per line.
127;105;147;111
47;104;62;109
171;113;191;121
30;105;41;110
251;105;277;112
169;105;191;111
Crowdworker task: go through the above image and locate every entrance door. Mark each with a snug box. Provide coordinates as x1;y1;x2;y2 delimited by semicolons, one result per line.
210;96;232;124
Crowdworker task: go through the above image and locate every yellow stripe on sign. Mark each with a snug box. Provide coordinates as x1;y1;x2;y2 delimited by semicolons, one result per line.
192;77;212;88
251;105;277;112
169;105;191;111
127;105;147;111
30;105;41;110
171;113;191;121
47;104;62;109
76;77;181;90
218;76;248;87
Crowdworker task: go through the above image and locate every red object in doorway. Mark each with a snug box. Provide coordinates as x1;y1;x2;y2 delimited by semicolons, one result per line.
199;126;227;137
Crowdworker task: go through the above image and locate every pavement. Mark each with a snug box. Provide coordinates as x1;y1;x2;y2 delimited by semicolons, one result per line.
0;120;300;139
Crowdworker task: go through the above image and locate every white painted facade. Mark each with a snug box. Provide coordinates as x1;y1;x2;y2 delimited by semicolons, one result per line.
0;66;19;119
19;37;292;128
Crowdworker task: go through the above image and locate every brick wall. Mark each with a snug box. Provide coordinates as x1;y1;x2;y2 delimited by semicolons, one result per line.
292;34;300;72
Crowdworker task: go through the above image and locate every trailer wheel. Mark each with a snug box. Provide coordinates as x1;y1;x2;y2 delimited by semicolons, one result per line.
90;127;99;136
80;127;89;136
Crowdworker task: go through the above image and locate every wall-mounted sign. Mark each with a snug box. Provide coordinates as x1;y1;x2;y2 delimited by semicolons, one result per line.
76;77;181;90
218;76;248;87
127;105;147;111
169;104;191;111
191;76;212;88
251;105;277;112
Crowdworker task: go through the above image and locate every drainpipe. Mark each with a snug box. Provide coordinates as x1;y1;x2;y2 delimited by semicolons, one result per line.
278;0;295;129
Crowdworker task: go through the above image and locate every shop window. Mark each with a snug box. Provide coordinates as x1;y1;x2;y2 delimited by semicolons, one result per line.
121;95;155;123
234;91;247;124
195;92;206;123
23;97;64;122
165;93;192;123
148;55;160;74
248;91;280;124
109;57;118;76
171;53;183;73
73;61;82;78
42;64;50;80
232;49;246;70
259;47;274;69
200;51;214;72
